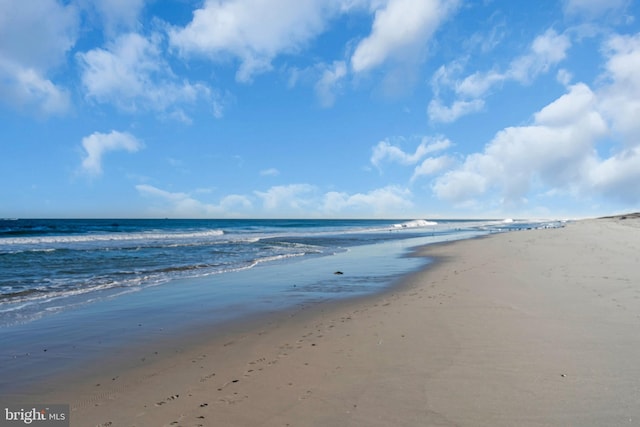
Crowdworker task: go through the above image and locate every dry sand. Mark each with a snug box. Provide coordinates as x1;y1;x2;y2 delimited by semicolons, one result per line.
36;217;640;426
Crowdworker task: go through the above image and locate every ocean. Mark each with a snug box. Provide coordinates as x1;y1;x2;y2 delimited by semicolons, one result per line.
0;218;563;392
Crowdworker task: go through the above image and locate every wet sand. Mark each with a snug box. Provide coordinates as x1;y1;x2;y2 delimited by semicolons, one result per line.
16;216;640;426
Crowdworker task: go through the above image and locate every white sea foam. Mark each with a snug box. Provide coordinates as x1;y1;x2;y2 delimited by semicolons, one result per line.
0;275;170;312
254;252;306;265
393;219;438;229
0;229;225;246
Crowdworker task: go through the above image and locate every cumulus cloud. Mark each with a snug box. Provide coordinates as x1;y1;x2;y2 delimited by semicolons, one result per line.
598;33;640;146
251;184;418;216
434;83;606;204
169;0;458;85
0;1;77;71
0;0;77;115
322;186;413;215
351;0;459;73
81;131;143;176
411;155;454;182
169;0;338;82
587;147;640;201
77;32;219;118
254;184;317;212
136;184;253;217
430;45;640;208
137;182;416;217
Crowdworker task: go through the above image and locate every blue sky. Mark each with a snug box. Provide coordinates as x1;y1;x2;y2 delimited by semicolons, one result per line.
1;0;640;219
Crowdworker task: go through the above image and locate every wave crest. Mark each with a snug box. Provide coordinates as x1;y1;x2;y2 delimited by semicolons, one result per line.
393;219;438;229
0;229;225;246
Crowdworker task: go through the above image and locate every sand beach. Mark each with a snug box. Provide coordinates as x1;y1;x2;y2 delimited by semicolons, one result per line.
12;216;640;426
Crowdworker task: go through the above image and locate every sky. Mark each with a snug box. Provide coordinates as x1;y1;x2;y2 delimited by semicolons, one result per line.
1;0;640;219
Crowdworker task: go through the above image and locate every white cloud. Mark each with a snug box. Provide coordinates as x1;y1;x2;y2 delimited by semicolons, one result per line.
0;63;71;115
0;0;77;115
429;32;640;208
533;82;597;126
433;166;490;205
507;29;572;84
260;168;280;176
254;184;317;212
371;136;451;168
169;0;340;82
455;29;571;97
288;59;348;106
322;186;413;215
464;19;507;54
137;182;416;217
220;194;254;211
587;147;640;201
411;155;454;182
0;0;77;70
136;184;252;217
81;131;143;176
433;83;609;205
557;69;573;86
77;32;217;118
430;29;571;124
77;0;146;34
315;61;347;107
563;0;630;17
454;70;503;99
427;98;484;123
136;184;189;203
170;0;459;83
351;0;459;73
598;33;640;147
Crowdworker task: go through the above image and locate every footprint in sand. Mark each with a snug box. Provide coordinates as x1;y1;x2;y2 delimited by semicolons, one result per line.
217;379;240;391
298;390;313;401
218;392;248;405
199;372;216;383
155;394;179;406
191;354;207;363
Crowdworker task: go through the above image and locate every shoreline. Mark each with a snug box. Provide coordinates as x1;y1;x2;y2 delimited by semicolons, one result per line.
1;231;435;397
6;217;640;426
